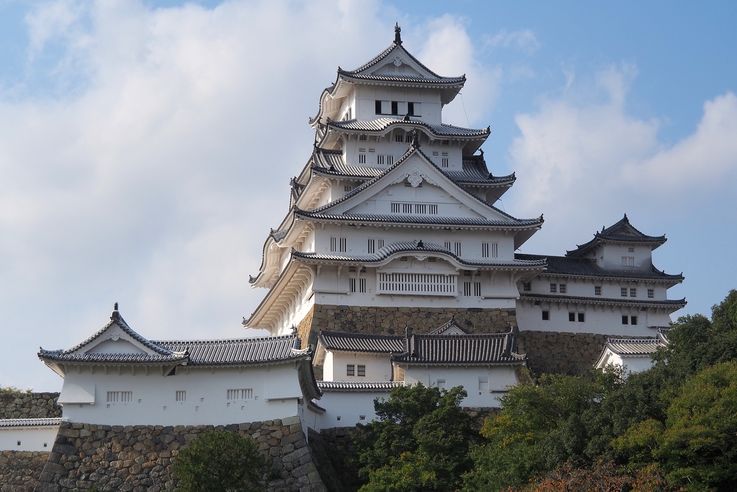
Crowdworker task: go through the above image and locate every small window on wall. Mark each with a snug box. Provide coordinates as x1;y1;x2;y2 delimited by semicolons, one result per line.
595;286;602;296
358;153;366;164
357;365;366;377
648;288;654;299
559;284;567;294
395;133;404;143
631;316;638;325
175;390;186;402
569;312;575;322
349;278;356;293
375;100;382;114
454;242;462;256
408;102;416;116
359;278;366;293
542;310;549;321
368;239;376;253
444;241;451;251
628;247;635;253
522;282;531;292
428;204;438;214
441;157;449;167
622;256;635;267
621;287;627;297
482;242;489;258
387;155;394;165
347;364;355;376
391;101;399;115
492;243;499;258
578;312;585;322
359;134;367;141
550;283;557;293
630;288;637;298
622;315;629;325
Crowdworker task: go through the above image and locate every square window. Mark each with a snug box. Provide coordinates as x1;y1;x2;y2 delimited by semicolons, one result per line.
631;316;638;325
595;286;602;296
622;315;629;325
568;312;575;322
578;312;585;322
346;364;355;376
621;287;627;297
542;310;549;321
559;284;567;294
550;283;557;293
357;365;366;377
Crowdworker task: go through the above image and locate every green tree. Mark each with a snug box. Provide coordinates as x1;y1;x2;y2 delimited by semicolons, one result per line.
657;361;737;490
355;384;477;491
172;429;267;492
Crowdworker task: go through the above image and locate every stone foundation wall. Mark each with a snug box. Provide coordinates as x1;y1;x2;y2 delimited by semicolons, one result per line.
309;304;516;340
0;450;49;492
0;391;60;419
518;331;609;376
38;418;325;491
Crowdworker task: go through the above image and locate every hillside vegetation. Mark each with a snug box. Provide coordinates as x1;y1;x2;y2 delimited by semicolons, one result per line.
353;290;737;491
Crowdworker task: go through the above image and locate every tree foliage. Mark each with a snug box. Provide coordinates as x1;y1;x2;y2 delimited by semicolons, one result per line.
354;384;477;491
172;429;267;492
463;289;737;491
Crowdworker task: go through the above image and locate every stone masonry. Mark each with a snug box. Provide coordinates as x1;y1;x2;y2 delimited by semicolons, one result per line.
38;418;325;491
302;304;516;346
0;391;60;419
0;450;50;492
518;331;610;376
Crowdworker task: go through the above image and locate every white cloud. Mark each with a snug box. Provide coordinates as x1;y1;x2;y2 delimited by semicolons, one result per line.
415;15;501;126
484;28;540;54
0;1;488;390
507;64;737;255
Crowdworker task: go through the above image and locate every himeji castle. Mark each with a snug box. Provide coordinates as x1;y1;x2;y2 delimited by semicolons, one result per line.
26;29;688;487
243;24;685;364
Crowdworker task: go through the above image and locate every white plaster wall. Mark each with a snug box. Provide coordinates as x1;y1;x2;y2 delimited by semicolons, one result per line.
314;262;518;310
310;391;390;430
597;352;655;375
403;366;518;408
599;244;652;270
343;138;464;172
325;352;393;382
58;365;303;426
314;224;516;261
353;86;442;123
523;276;669;301
516;300;670;336
0;426;59;451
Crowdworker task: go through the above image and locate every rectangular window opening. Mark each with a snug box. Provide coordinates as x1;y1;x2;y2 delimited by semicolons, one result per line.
357;365;366;377
347;364;355;376
542;310;549;321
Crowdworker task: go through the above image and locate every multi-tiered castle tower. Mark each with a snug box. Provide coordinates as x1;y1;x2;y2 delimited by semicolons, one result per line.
245;25;545;345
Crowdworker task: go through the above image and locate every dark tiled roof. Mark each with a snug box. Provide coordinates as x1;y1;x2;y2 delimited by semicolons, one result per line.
516;253;684;282
295;209;543;229
59;309;175;358
328;118;489;138
605;337;662;356
393;332;525;366
37;350;188;364
567;214;667;257
294;240;546;269
154;335;308;366
0;418;62;428
317;381;404;392
339;39;464;85
310;148;514;187
318;331;405;353
519;293;687;310
38;308;187;364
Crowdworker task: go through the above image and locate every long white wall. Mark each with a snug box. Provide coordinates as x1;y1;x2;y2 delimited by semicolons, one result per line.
516;299;670;336
310;390;390;430
57;364;304;425
0;425;59;452
323;352;393;382
403;365;518;408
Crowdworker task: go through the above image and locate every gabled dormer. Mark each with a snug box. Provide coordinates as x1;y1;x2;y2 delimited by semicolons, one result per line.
566;214;667;271
38;304;188;377
310;24;466;127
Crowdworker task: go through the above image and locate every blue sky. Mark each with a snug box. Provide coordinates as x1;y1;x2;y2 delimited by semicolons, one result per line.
1;0;735;390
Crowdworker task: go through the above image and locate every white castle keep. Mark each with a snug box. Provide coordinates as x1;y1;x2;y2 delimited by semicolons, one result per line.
34;25;686;433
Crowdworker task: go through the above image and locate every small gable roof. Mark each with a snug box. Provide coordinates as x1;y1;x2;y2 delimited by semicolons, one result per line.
317;331;405;354
567;214;667;257
393;330;526;366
